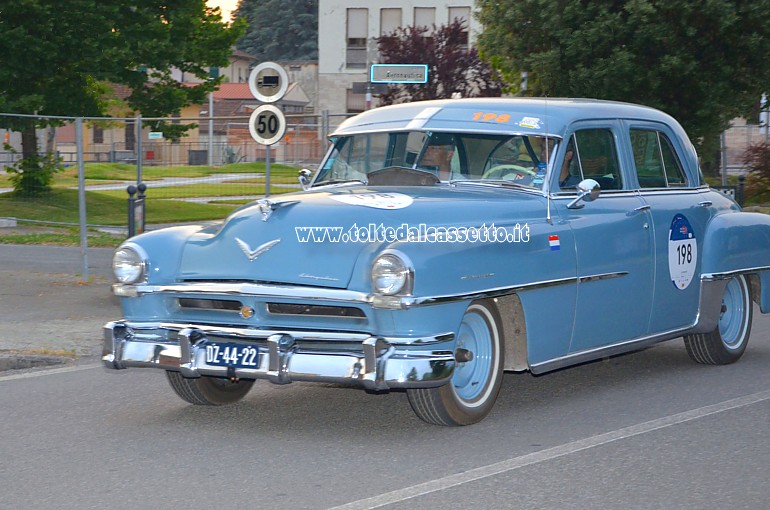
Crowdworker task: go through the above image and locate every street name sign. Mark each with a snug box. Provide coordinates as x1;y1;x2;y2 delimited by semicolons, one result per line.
370;64;428;84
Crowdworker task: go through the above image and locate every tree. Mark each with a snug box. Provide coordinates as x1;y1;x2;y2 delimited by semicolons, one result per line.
376;20;503;105
476;0;770;171
234;0;318;62
0;0;243;195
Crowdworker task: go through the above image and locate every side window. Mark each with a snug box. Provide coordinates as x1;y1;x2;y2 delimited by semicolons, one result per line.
660;135;687;186
630;129;687;188
571;129;623;190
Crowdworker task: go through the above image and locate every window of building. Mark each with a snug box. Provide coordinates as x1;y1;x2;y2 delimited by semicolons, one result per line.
414;7;435;33
448;7;471;49
346;8;368;69
125;120;135;152
93;125;104;144
630;129;687;188
346;89;366;114
380;8;402;36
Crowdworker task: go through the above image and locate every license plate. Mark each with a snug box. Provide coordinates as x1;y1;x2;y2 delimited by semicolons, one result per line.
203;342;260;369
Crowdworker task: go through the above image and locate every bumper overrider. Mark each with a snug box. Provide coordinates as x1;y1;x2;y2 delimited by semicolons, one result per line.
102;321;457;391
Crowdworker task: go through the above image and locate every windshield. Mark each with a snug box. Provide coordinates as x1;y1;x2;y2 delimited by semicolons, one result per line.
313;131;559;189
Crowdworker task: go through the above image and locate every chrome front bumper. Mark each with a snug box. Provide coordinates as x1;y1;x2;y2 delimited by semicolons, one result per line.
102;321;456;391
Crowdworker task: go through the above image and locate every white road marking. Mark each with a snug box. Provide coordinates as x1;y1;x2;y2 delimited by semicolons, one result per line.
328;389;770;510
0;363;101;382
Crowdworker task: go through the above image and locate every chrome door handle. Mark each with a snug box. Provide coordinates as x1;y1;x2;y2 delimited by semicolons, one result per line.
628;204;651;216
698;200;713;208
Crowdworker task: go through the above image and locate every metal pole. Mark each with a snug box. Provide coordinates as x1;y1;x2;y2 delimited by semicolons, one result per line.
208;92;214;166
720;131;727;186
265;143;271;197
136;116;143;184
75;117;89;282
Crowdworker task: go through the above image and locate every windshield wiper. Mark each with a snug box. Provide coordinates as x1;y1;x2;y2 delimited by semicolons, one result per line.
312;178;367;187
452;179;532;190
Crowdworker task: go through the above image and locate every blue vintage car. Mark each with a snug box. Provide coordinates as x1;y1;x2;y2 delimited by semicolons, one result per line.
104;98;770;425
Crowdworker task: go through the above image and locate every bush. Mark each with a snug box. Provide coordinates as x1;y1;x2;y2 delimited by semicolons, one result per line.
4;144;64;196
742;141;770;204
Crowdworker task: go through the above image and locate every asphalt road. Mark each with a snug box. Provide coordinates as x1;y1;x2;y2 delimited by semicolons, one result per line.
1;312;769;509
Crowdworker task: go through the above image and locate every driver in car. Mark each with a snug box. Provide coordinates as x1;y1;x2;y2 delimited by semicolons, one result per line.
418;134;456;180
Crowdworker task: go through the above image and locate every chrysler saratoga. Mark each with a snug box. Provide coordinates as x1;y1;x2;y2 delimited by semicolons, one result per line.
103;98;770;425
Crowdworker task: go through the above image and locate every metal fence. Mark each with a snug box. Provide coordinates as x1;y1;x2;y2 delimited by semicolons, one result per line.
0;111;354;278
1;112;353;170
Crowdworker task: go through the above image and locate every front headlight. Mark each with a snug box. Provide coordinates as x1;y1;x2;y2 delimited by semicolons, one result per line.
371;253;411;295
113;245;146;284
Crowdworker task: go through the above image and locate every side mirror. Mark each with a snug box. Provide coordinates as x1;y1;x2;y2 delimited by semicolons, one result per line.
298;168;312;190
567;179;601;209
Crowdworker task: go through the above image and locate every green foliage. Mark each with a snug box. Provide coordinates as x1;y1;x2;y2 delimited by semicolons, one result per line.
3;144;63;197
235;0;318;61
376;20;503;104
476;0;770;164
0;0;245;189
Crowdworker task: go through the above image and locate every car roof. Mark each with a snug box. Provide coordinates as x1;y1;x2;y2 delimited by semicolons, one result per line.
331;97;682;139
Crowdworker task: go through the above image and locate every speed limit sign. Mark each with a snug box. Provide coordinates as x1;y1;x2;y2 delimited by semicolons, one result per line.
248;104;286;145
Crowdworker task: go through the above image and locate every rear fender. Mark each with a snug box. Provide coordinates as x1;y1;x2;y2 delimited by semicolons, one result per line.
701;212;770;314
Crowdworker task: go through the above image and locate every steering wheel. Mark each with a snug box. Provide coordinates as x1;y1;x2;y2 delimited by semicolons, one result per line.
481;164;536;181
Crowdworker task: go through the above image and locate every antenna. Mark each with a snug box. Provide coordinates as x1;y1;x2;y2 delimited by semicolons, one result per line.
543;96;553;225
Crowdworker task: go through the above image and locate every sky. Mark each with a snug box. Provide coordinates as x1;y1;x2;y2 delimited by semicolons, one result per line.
207;0;238;22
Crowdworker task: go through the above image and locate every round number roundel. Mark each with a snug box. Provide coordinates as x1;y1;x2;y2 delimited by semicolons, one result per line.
668;213;697;290
248;105;286;146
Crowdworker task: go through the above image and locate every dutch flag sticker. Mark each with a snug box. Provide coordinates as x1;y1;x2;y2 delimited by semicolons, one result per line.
548;235;560;251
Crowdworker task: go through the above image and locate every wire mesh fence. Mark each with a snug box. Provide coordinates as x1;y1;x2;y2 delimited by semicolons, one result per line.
0;112;354;225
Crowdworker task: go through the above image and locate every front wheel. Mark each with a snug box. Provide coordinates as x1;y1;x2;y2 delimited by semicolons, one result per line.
684;274;752;365
407;300;504;426
166;371;255;405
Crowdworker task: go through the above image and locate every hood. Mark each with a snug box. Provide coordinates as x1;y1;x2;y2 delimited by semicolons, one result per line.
178;185;546;289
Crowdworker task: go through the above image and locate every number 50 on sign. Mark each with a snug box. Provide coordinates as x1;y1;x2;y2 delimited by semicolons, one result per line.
249;104;287;146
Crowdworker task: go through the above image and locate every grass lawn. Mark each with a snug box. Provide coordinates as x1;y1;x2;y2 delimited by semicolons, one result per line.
0;161;305;245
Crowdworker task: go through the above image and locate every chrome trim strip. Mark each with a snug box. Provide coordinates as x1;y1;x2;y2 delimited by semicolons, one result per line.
402;272;626;307
116;320;454;346
115;282;371;304
529;325;692;375
115;272;627;310
401;276;578;306
701;265;770;281
578;272;628;284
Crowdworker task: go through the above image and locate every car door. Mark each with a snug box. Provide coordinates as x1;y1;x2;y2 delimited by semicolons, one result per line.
625;122;712;333
555;123;656;352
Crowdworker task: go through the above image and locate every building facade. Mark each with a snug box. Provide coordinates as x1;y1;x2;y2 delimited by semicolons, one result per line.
318;0;478;114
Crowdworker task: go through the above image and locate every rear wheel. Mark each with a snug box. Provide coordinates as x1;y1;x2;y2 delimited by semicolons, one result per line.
407;300;504;426
684;274;752;365
166;371;255;405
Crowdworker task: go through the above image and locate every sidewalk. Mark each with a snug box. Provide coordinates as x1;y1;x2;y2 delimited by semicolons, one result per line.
0;244;119;371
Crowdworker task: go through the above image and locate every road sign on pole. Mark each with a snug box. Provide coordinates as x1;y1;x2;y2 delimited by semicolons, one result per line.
249;104;287;146
248;62;289;103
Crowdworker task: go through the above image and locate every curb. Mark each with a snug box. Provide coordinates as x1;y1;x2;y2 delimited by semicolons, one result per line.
0;354;71;372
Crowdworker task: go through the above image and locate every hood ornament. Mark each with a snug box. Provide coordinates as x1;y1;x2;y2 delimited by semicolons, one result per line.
256;199;299;222
257;199;273;221
235;238;281;261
